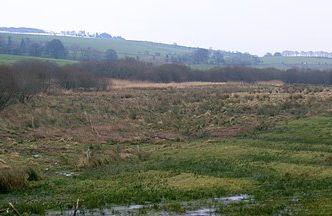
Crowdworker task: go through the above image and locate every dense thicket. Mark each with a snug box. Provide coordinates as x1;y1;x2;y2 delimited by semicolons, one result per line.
73;58;332;84
0;65;16;110
0;60;106;110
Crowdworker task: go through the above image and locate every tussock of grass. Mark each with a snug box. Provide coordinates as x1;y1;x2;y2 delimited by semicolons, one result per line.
78;149;117;169
0;167;42;193
0;168;27;193
27;167;42;181
78;145;151;169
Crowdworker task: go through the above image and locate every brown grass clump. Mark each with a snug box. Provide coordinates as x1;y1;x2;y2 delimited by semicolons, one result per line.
0;166;41;193
0;168;27;193
78;148;114;169
78;145;151;169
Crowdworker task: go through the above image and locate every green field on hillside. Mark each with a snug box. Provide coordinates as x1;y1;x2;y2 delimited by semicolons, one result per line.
2;33;332;70
0;54;76;65
260;56;332;70
0;33;194;60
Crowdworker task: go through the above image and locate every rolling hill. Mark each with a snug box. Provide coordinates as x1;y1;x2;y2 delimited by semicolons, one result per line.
1;32;332;70
0;32;194;62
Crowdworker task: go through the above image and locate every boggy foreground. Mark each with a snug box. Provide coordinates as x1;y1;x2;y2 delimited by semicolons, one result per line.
1;81;332;215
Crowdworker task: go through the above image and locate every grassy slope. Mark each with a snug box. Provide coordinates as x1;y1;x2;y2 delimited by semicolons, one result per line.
260;56;332;70
0;33;194;59
2;33;332;69
0;53;77;65
0;83;331;215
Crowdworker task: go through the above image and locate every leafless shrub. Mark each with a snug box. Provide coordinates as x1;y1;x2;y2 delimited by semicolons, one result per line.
0;65;17;110
57;64;107;90
12;60;57;102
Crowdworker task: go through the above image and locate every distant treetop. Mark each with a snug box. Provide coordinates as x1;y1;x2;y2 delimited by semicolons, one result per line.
97;33;112;39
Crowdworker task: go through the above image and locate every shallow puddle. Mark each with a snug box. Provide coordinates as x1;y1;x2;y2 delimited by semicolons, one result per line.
185;208;217;216
212;194;249;204
46;194;250;216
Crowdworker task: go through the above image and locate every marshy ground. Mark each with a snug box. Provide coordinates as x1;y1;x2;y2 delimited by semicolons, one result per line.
0;81;332;215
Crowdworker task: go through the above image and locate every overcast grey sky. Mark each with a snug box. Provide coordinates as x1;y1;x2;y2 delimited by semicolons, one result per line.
1;0;331;56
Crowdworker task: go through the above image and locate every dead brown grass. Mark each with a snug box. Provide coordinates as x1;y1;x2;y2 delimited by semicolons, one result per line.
78;145;150;169
111;79;285;90
0;168;27;193
208;126;243;138
256;80;284;86
111;79;227;89
1;82;331;176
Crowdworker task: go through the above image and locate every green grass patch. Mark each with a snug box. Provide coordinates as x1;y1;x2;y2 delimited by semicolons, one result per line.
0;53;77;65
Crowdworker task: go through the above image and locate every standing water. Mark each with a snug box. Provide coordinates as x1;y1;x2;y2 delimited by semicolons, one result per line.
46;194;251;216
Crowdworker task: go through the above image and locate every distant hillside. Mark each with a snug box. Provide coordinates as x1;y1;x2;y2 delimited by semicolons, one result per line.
0;32;262;66
2;30;332;70
260;56;332;70
0;27;46;34
0;32;195;62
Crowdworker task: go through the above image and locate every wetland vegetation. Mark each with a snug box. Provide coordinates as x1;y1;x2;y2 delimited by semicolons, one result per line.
0;81;331;215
